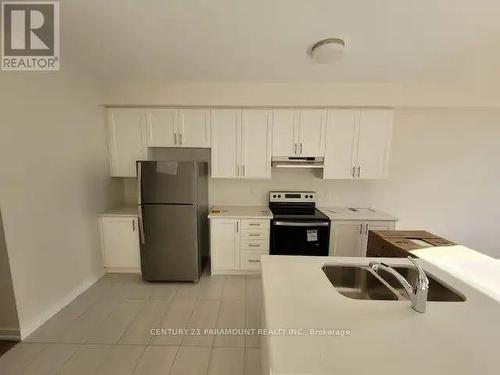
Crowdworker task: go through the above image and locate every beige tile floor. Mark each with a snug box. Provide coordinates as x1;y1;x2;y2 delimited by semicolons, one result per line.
0;267;263;375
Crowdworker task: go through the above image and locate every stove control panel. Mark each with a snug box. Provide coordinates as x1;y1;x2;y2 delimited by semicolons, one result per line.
269;191;316;203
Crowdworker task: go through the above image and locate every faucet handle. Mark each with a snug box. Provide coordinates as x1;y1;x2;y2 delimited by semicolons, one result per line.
407;257;429;288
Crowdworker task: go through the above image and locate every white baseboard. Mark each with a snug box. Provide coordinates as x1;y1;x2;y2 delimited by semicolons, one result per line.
19;270;105;340
0;327;21;341
105;267;141;274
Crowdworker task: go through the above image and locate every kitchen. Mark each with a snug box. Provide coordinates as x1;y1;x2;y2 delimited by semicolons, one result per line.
1;1;500;374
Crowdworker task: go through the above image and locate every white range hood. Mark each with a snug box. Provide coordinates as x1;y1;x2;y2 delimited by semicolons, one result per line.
271;157;324;169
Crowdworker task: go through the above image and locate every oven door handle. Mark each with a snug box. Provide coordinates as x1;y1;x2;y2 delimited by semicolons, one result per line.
273;221;330;227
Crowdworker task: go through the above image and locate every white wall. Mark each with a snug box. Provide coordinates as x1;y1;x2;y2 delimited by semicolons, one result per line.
370;109;500;257
104;81;500;108
0;71;111;338
0;210;20;339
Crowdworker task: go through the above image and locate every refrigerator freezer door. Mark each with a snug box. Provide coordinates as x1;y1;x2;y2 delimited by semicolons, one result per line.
139;161;196;204
140;204;200;281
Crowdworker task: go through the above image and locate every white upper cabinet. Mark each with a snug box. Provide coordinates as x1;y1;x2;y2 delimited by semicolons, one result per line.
272;109;298;156
241;109;272;179
323;110;358;179
107;106;390;180
177;109;211;147
356;110;393;179
211;109;241;178
145;108;211;148
323;109;393;180
298;109;326;157
272;109;326;157
145;109;177;147
212;109;272;179
108;108;147;177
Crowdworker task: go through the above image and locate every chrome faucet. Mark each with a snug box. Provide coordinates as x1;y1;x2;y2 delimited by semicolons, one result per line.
369;257;429;313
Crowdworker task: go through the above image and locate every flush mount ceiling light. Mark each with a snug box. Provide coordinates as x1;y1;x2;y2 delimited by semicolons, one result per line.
310;38;346;63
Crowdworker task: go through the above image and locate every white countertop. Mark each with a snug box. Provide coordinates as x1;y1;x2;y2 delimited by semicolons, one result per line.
99;206;138;217
261;254;500;375
319;206;397;221
411;245;500;302
208;206;272;219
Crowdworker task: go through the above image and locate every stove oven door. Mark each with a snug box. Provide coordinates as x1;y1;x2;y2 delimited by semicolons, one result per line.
270;220;330;256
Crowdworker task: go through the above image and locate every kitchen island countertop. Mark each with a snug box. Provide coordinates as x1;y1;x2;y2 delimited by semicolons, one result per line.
261;254;500;375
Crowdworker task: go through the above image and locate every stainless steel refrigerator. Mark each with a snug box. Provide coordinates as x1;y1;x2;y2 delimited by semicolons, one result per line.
137;160;208;282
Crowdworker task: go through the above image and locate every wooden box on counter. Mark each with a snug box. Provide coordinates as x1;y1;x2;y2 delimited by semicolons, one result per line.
367;230;455;258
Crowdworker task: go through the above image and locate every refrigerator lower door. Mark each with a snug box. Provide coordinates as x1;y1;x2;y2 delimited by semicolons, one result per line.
140;204;200;281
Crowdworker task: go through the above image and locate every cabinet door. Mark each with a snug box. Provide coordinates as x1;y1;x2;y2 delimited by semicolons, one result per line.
361;221;396;257
323;110;359;179
100;217;140;270
211;109;241;178
241;109;272;179
178;109;211;148
298;109;326;157
145;109;177;147
108;109;147;177
330;221;364;257
210;219;240;272
356;110;393;179
272;109;298;156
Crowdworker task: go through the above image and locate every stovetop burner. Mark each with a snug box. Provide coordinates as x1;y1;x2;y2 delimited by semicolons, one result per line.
269;191;329;221
270;208;329;221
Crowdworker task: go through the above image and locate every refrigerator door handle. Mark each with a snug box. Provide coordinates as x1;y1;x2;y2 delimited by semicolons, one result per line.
137;162;142;204
138;206;146;244
137;162;145;244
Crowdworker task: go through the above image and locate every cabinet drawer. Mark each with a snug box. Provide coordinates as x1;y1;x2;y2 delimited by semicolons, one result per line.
240;230;269;240
240;239;269;252
240;251;264;271
240;220;270;230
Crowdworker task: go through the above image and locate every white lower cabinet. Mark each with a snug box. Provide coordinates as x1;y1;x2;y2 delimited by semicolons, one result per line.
99;216;141;272
210;219;240;272
329;220;396;257
210;218;270;275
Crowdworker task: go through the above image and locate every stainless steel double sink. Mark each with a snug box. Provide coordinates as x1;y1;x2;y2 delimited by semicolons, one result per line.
322;264;465;302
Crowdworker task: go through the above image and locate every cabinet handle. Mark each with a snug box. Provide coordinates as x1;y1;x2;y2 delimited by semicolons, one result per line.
300;143;303;154
248;244;261;247
236;221;239;232
360;224;363;235
357;166;361;178
352;166;356;178
180;113;185;145
249;223;260;226
248;259;261;263
132;220;136;231
365;224;369;235
294;143;297;154
174;133;178;145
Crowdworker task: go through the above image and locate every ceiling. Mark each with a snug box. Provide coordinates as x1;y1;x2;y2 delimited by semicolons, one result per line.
62;0;500;85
